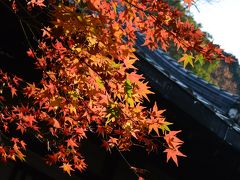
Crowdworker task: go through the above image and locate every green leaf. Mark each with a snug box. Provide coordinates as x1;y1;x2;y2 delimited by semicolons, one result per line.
195;54;204;66
125;79;133;98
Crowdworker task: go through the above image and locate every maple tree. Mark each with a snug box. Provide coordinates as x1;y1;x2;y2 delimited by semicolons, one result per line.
0;0;233;178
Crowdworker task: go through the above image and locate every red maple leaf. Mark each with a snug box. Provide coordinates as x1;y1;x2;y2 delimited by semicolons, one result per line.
75;127;87;139
0;96;5;102
102;140;110;151
24;115;36;126
53;40;67;52
9;86;17;97
20;140;27;150
26;48;35;58
66;138;78;149
46;153;58;165
16;124;26;134
47;82;55;95
13;75;22;86
11;0;17;12
74;159;87;172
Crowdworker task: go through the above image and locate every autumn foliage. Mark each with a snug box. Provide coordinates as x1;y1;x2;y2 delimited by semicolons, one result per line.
0;0;232;177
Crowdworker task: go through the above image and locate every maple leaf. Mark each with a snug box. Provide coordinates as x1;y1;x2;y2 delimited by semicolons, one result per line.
13;75;22;86
11;137;19;144
102;140;111;152
53;40;66;52
75;127;87;139
20;140;27;150
16;124;26;134
131;129;139;139
148;123;160;136
97;126;105;137
0;96;5;102
224;56;235;63
178;54;194;68
24;83;37;98
65;117;74;125
184;0;194;8
28;0;46;8
9;86;17;97
127;72;143;84
137;81;154;101
164;131;183;149
195;54;204;66
46;153;58;165
164;147;186;166
152;102;166;117
123;53;138;69
26;48;35;58
13;144;26;161
69;105;77;114
125;79;133;98
41;26;51;38
74;159;87;172
51;118;61;128
66;138;78;149
24;115;36;127
108;137;118;146
60;163;75;176
47;82;55;95
11;0;17;12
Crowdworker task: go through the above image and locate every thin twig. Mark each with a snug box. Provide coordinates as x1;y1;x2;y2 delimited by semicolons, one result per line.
115;147;140;178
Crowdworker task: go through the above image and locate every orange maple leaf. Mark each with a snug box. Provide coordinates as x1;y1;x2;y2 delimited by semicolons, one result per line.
28;0;46;7
164;131;183;149
108;137;118;145
164;147;186;166
148;123;160;136
41;26;51;38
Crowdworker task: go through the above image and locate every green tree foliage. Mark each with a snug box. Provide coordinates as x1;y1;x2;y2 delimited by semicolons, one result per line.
166;0;240;95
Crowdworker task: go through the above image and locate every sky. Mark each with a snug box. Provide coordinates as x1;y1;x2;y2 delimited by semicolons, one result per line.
190;0;240;61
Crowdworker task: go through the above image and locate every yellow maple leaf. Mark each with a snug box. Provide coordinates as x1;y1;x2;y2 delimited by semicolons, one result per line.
69;104;77;114
178;54;194;68
60;163;75;176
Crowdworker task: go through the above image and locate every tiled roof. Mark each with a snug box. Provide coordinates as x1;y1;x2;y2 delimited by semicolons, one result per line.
134;33;240;150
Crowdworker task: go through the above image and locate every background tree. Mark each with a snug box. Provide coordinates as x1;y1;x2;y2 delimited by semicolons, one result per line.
165;0;240;95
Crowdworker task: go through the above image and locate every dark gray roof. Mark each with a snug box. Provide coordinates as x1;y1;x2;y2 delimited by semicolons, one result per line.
134;32;240;151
